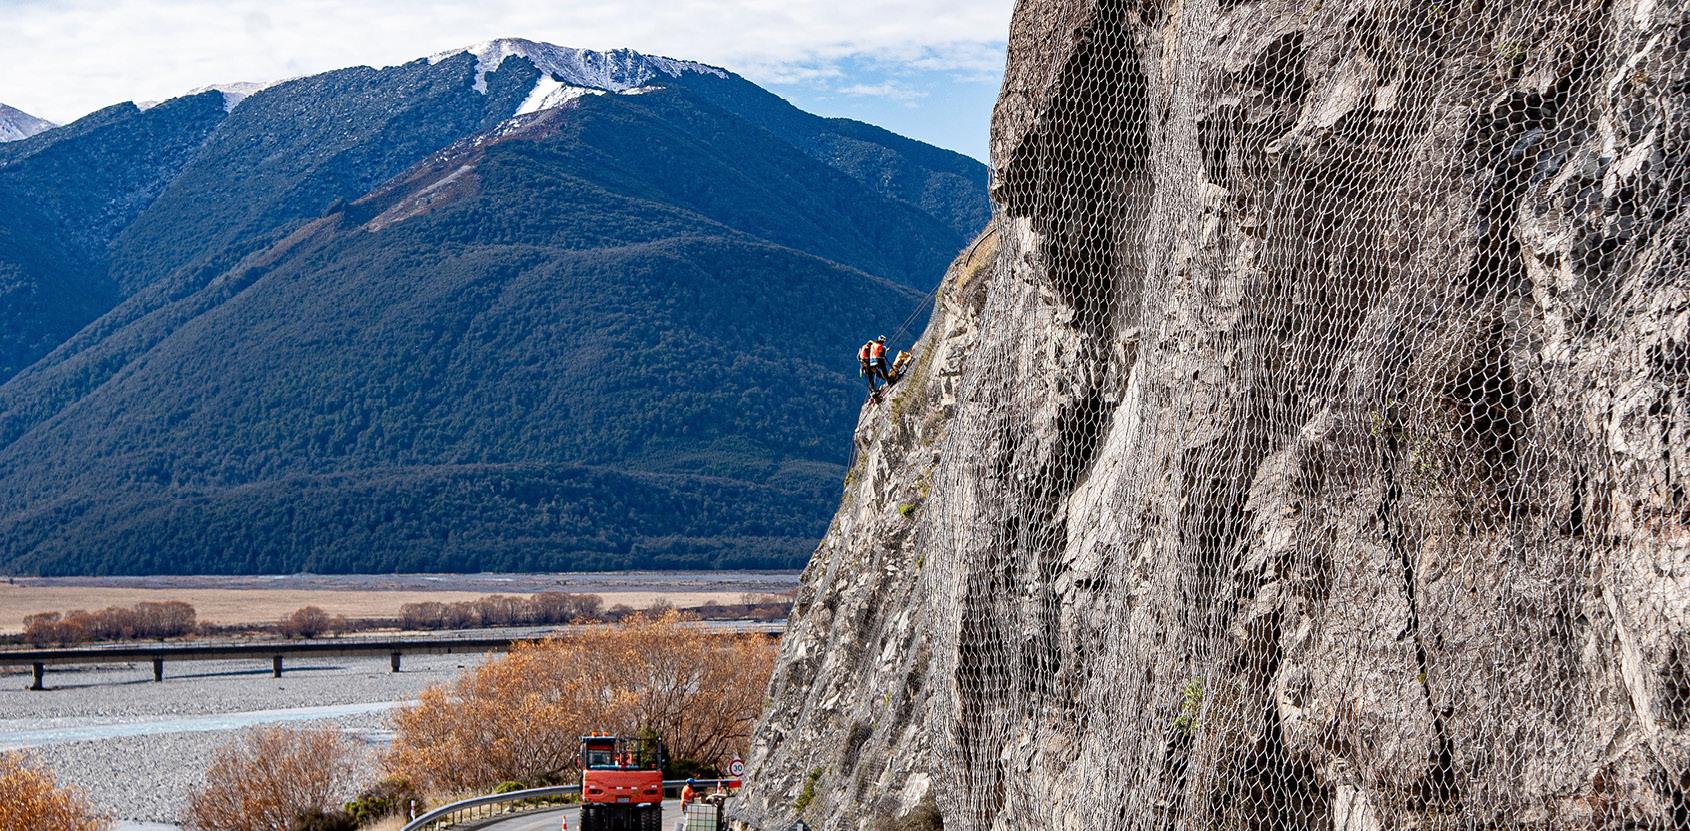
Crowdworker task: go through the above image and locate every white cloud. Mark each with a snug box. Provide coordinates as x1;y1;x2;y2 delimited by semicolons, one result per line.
838;81;926;102
0;0;1013;124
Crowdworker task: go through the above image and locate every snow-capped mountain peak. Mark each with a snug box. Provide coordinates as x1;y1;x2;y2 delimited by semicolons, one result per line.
0;103;56;142
428;38;727;94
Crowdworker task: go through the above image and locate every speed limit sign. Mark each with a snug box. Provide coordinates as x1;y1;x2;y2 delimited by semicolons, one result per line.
729;757;746;777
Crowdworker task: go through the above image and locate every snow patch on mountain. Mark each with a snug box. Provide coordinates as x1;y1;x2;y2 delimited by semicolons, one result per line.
188;81;274;111
514;78;604;116
429;38;726;94
138;81;279;112
0;103;56;142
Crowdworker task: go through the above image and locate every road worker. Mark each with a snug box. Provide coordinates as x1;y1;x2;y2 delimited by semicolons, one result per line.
859;336;892;395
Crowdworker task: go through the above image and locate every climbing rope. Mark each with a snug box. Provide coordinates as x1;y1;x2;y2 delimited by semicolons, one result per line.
888;231;991;348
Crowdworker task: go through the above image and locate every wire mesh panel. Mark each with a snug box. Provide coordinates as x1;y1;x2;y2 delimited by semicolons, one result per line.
915;0;1690;830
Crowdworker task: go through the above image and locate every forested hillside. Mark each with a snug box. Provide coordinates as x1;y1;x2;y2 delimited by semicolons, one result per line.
0;40;988;575
0;94;228;379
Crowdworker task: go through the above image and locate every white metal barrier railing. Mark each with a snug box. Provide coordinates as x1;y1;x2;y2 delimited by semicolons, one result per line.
401;780;741;831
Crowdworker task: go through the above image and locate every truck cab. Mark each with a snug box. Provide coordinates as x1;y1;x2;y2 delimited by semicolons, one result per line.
579;735;664;831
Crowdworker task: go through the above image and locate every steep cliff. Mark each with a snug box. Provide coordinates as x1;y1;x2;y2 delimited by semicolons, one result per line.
743;0;1689;829
735;228;995;831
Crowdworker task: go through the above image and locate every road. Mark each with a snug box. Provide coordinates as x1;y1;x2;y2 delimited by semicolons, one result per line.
468;799;684;831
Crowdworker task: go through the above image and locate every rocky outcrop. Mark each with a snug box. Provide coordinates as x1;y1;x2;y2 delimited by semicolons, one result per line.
743;0;1689;829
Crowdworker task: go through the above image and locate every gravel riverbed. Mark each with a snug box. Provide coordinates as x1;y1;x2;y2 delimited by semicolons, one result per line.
1;653;485;826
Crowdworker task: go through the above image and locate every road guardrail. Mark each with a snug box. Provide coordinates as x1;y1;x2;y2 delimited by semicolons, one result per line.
402;780;741;831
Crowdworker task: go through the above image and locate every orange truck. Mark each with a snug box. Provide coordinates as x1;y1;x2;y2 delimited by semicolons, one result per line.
579;735;665;831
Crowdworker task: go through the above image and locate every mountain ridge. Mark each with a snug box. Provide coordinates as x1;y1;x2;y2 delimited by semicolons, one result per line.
0;103;55;142
430;38;729;92
0;39;987;576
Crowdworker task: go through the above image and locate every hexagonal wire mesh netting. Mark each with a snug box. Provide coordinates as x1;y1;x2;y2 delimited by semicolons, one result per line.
914;0;1690;829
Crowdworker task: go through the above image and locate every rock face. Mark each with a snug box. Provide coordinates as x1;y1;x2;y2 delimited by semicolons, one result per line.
734;228;995;831
741;0;1689;829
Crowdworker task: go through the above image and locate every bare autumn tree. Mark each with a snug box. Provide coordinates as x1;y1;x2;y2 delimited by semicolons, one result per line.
384;611;775;794
184;727;363;831
279;606;342;639
0;751;109;831
22;601;198;645
399;592;606;631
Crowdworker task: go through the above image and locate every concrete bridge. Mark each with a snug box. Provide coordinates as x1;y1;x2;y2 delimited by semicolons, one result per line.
0;622;784;690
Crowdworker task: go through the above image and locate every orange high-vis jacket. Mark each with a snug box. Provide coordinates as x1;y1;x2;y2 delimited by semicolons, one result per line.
859;342;886;363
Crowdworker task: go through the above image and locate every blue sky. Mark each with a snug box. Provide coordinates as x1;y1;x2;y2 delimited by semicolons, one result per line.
767;56;1004;162
1;0;1010;162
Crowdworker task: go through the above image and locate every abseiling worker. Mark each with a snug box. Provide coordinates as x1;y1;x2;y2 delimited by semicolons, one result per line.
859;335;892;394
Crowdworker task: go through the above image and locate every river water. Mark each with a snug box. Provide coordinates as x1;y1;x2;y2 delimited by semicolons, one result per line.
0;700;406;749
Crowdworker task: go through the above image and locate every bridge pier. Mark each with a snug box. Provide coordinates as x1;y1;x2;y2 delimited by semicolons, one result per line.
390;652;402;673
153;658;165;682
30;662;44;690
272;655;283;678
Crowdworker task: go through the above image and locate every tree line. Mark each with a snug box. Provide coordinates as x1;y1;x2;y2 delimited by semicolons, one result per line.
396;591;606;630
20;601;197;645
397;591;792;630
15;592;793;646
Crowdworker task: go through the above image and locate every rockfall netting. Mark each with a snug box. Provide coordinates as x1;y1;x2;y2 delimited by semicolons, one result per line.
919;0;1690;829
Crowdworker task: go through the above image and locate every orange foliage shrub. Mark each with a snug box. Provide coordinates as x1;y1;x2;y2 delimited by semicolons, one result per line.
0;751;108;831
183;727;363;831
23;601;197;645
384;611;775;793
278;606;344;639
398;592;604;630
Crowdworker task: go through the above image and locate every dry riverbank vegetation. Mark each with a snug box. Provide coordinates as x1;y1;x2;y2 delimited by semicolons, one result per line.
0;581;795;638
20;600;198;645
184;727;364;831
177;613;776;829
0;750;108;831
10;591;793;646
385;611;776;793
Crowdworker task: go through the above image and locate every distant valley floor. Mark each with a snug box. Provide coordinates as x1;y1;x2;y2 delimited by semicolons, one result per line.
0;570;800;634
